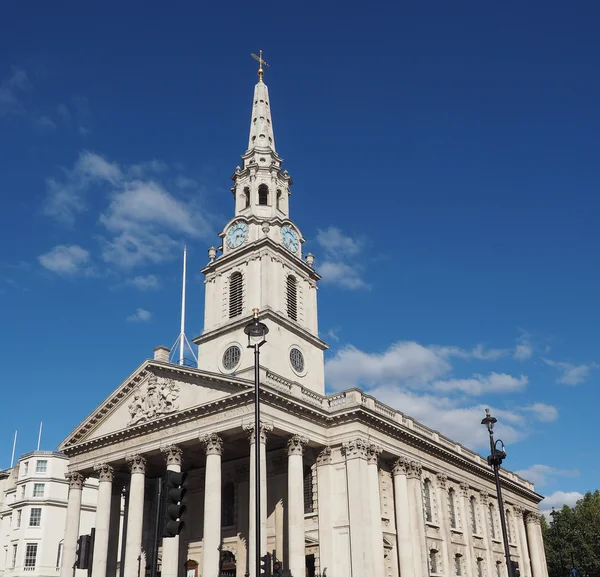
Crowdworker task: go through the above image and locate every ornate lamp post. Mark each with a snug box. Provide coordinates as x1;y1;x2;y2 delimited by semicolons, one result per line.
481;408;515;577
244;308;269;577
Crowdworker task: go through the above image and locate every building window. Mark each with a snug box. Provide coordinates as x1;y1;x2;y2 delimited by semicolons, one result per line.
470;496;478;534
35;460;47;474
496;561;503;577
33;484;44;498
29;508;42;527
244;187;250;208
454;553;463;576
11;544;17;568
56;542;63;569
23;462;29;476
477;557;484;577
221;482;235;527
258;184;269;205
229;272;243;318
423;478;433;522
489;503;497;539
16;509;22;528
303;465;314;513
429;549;439;574
290;348;305;373
506;509;512;542
276;189;282;211
24;543;37;569
449;488;457;529
286;275;298;321
222;345;241;371
20;485;26;499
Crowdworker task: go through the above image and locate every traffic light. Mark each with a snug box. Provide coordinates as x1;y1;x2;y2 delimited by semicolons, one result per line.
162;470;188;538
259;553;272;577
272;558;282;577
511;560;521;577
75;534;91;569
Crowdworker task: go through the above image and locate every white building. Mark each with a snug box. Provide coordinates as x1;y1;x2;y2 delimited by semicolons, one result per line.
57;62;549;577
0;452;98;577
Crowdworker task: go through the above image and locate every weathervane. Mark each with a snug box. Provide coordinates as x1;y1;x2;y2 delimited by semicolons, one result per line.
251;50;270;79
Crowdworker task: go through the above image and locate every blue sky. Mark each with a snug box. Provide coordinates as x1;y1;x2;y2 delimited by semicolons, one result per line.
1;2;598;512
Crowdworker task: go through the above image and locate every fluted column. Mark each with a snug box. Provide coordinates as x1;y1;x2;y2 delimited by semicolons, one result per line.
60;472;85;577
525;512;548;577
160;446;183;577
458;482;475;577
123;454;146;577
367;444;386;577
407;460;426;577
316;447;333;576
392;457;414;577
287;435;308;577
479;492;495;577
201;434;224;577
342;439;372;576
435;473;451;577
91;464;114;577
106;483;122;577
513;506;532;577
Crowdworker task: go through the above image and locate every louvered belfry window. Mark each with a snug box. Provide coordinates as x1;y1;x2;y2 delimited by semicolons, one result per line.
286;275;298;321
229;272;243;318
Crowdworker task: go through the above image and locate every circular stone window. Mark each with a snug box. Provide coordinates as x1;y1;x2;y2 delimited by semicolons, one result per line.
289;348;305;373
222;345;241;371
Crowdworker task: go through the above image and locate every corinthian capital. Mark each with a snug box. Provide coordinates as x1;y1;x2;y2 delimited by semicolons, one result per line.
126;454;147;475
287;435;308;456
525;511;541;525
243;422;273;444
66;471;85;489
392;456;410;476
316;446;332;466
201;433;224;456
436;472;448;489
341;438;369;460
367;444;383;466
161;445;183;466
459;482;470;497
93;463;114;483
407;459;423;479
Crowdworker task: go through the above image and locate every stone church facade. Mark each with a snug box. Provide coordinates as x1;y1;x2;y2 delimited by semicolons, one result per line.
58;65;549;577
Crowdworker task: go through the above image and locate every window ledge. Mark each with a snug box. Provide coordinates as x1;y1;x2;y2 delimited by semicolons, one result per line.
426;522;441;529
450;528;463;534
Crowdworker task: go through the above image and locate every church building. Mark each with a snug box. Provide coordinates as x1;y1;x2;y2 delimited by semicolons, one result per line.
58;61;549;577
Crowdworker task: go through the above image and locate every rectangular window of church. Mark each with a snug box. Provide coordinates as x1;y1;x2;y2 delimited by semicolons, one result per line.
303;465;314;513
11;544;17;568
454;553;463;576
229;272;243;318
449;488;458;529
16;510;22;528
29;508;42;527
221;481;235;527
24;544;37;569
477;558;484;577
506;509;513;542
470;496;478;534
423;478;433;522
429;550;438;574
489;503;497;539
258;184;269;205
33;483;44;498
286;275;298;321
35;460;47;474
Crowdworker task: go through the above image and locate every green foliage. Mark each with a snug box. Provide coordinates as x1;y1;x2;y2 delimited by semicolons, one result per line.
543;491;600;577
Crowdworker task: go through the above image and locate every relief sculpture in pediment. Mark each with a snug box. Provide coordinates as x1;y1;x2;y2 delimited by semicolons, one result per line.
128;375;180;425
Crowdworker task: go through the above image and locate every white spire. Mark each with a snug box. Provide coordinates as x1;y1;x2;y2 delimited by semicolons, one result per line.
247;78;276;154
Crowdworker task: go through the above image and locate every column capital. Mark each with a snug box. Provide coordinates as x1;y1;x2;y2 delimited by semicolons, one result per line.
93;463;114;482
201;432;224;456
243;422;273;444
366;444;382;466
436;472;448;488
341;438;369;460
392;456;409;476
126;454;147;474
287;435;308;456
459;481;470;497
161;444;183;466
406;459;422;479
316;446;332;466
66;471;85;489
513;504;524;516
480;491;489;505
525;511;541;525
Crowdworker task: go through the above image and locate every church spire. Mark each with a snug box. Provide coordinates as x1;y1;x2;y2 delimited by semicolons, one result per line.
247;51;276;154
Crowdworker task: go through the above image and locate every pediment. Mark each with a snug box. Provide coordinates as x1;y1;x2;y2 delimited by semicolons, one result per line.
59;360;252;450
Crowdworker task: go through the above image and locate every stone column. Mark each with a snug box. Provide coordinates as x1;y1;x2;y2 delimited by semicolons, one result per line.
458;482;475;577
287;435;308;577
513;506;532;577
392;457;414;577
60;472;85;577
525;512;548;577
478;492;495;577
316;447;333;576
91;464;114;577
367;444;386;577
406;460;426;577
435;473;451;577
342;439;372;576
106;484;122;577
160;446;183;577
123;454;146;577
201;433;224;577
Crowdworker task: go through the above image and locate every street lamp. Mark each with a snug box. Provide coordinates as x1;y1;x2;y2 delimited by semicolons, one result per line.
482;408;515;577
244;308;269;577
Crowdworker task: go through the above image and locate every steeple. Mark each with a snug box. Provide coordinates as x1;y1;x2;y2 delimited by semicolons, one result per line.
247;78;276;154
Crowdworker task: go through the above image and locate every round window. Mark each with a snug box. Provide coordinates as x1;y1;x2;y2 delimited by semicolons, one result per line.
222;345;241;371
289;348;305;373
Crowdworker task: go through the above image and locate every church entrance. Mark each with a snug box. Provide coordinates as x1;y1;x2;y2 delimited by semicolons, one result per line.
218;551;236;577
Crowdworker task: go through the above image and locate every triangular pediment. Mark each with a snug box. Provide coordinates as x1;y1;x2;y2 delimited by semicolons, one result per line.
59;360;252;450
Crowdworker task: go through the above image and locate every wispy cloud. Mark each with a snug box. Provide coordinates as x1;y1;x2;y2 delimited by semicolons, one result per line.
125;275;160;290
544;358;598;385
432;373;528;396
515;464;578;487
523;402;558;422
126;308;152;322
38;245;94;276
514;331;534;360
539;491;584;517
0;67;30;118
316;227;368;289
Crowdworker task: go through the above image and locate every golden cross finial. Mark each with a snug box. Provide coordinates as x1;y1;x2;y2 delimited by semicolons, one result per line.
251;50;270;79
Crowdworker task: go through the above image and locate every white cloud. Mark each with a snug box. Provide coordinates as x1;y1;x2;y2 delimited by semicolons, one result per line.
38;245;92;276
316;227;367;290
539;491;584;516
515;465;578;487
514;331;533;360
436;344;508;361
544;359;597;385
524;402;558;422
325;328;341;343
316;227;362;258
318;261;368;290
433;372;528;396
0;67;30;118
126;275;160;290
126;308;152;322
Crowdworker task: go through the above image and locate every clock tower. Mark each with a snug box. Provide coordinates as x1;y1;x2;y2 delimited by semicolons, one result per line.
194;61;328;394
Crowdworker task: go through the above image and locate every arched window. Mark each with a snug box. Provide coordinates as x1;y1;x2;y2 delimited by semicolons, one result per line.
470;496;478;534
222;481;235;527
258;184;269;205
423;479;433;522
496;561;503;577
303;465;314;513
454;554;463;576
276;189;282;211
286;275;298;321
448;488;457;529
476;558;484;577
489;503;497;539
229;272;243;318
244;187;250;208
429;550;438;574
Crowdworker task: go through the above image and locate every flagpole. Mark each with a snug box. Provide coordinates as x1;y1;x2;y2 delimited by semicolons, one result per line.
37;422;43;451
10;431;17;468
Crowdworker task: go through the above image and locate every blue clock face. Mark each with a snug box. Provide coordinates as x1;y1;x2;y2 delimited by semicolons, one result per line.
226;221;249;249
281;225;299;253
